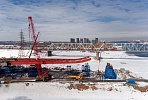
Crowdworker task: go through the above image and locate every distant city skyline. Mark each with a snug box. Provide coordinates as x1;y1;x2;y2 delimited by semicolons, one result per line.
70;37;98;43
0;0;148;41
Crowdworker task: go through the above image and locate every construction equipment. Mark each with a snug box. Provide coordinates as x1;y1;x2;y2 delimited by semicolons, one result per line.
5;16;91;81
28;16;49;80
67;75;82;80
28;16;38;57
82;63;90;77
104;63;117;79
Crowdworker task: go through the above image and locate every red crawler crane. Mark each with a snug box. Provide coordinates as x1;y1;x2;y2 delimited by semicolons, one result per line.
28;16;49;79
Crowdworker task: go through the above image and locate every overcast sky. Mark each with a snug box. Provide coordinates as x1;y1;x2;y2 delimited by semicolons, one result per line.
0;0;148;41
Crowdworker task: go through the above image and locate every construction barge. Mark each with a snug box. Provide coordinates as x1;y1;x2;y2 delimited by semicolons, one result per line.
1;60;146;84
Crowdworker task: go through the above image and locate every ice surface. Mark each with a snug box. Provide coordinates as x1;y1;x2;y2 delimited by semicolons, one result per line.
0;50;148;100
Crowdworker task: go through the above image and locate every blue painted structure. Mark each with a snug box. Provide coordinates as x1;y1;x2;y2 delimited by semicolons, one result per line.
126;79;135;84
0;65;36;78
27;68;37;77
82;63;90;77
104;64;117;79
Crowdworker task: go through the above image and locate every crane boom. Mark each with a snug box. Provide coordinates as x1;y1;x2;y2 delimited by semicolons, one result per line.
28;16;38;56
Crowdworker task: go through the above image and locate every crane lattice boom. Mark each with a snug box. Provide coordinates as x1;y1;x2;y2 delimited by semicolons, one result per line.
28;16;38;56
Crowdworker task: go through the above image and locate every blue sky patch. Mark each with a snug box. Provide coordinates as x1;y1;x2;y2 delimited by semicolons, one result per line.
0;0;148;41
89;16;122;23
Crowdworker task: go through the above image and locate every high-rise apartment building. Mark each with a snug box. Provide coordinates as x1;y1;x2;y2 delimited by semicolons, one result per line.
76;38;79;43
95;38;98;43
80;38;83;43
70;38;75;43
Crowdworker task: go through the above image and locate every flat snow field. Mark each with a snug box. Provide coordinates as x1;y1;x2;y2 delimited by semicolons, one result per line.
0;50;148;100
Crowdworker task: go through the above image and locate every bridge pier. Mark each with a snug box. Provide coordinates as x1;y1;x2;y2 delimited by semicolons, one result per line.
47;51;52;56
96;51;100;61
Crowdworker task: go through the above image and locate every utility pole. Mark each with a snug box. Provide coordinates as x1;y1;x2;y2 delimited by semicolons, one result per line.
18;29;25;58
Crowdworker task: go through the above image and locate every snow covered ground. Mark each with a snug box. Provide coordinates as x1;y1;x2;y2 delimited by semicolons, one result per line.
0;82;147;100
0;50;148;100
